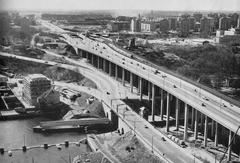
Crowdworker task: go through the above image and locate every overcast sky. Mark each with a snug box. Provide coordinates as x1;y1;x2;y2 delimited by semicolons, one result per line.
1;0;240;11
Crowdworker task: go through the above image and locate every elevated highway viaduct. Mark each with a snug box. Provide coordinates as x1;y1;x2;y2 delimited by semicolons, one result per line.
41;20;240;161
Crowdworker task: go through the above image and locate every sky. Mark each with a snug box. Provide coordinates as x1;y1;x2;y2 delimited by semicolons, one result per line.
1;0;240;11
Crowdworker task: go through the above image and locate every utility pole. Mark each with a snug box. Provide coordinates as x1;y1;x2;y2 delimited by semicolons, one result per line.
152;136;154;153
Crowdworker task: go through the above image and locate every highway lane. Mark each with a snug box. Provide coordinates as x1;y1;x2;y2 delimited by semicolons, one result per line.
0;51;202;163
61;33;240;135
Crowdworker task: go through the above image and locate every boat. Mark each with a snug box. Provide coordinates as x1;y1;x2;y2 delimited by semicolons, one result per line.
33;117;111;133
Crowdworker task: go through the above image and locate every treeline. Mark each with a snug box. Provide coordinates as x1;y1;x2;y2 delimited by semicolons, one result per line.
163;44;240;86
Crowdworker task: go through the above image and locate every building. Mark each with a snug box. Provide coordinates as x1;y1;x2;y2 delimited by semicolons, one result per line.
230;13;239;28
208;13;219;29
219;17;231;30
141;21;157;32
189;17;195;30
168;17;177;30
179;17;190;37
200;17;215;38
107;21;130;32
130;18;141;32
22;74;51;106
158;19;169;32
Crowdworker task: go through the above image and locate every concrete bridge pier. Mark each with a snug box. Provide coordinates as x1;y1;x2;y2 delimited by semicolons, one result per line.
175;98;180;130
204;115;208;147
87;52;90;61
190;108;195;130
166;92;170;132
73;47;78;56
130;72;133;93
90;53;94;65
139;77;143;101
151;84;155;122
122;68;125;86
227;130;233;161
194;110;199;140
214;122;219;146
184;103;189;141
103;58;106;72
78;49;82;58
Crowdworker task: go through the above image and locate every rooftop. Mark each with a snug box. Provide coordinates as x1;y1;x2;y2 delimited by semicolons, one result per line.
24;74;50;82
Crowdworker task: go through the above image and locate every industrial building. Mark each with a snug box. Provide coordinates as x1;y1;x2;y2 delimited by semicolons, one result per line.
22;74;51;106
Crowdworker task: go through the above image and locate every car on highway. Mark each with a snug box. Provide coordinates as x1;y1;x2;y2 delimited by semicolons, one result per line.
202;96;209;101
154;70;160;74
82;58;88;63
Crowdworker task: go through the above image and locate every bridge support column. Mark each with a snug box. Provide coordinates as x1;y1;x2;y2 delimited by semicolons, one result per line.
137;77;140;93
148;82;151;101
204;115;208;147
122;68;125;86
175;98;179;130
214;122;218;147
97;56;100;69
184;103;189;141
151;84;155;122
166;92;170;132
160;89;164;120
103;59;106;72
139;77;143;101
115;65;118;80
227;130;232;161
91;53;94;65
109;62;112;76
79;49;82;58
194;110;199;140
191;108;195;130
130;72;133;93
87;52;90;61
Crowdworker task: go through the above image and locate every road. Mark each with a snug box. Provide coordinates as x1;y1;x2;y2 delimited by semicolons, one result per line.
0;51;202;163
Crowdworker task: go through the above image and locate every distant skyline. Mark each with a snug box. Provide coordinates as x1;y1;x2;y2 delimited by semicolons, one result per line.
1;0;240;12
